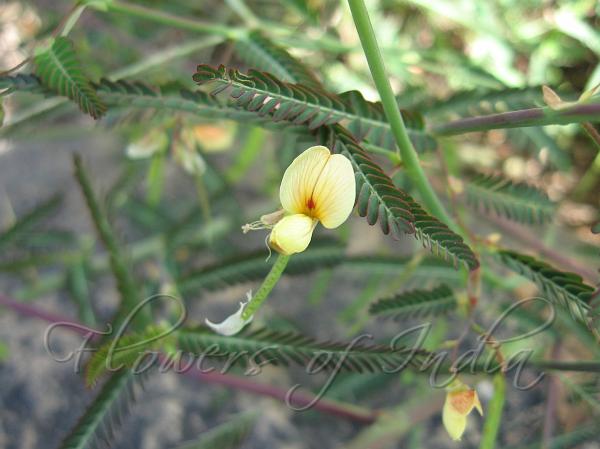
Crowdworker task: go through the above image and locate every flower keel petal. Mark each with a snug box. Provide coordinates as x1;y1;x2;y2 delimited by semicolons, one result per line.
269;214;316;255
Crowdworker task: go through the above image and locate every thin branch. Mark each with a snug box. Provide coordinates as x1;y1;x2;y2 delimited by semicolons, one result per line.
170;357;379;424
433;102;600;136
101;1;245;39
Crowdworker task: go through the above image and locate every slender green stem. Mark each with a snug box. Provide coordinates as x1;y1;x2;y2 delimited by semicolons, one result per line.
361;142;402;165
225;0;260;27
241;254;290;319
60;4;87;37
108;36;223;80
99;0;246;39
146;151;165;207
479;373;505;449
347;0;455;229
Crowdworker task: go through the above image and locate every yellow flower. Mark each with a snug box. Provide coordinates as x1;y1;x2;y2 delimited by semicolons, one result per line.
191;122;236;153
442;379;483;441
268;145;356;255
207;146;354;336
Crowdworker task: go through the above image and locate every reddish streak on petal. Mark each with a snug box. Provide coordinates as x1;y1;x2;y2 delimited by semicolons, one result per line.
307;197;316;210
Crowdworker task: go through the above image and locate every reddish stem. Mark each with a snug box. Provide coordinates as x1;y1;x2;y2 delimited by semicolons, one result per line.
433;103;600;135
0;293;378;424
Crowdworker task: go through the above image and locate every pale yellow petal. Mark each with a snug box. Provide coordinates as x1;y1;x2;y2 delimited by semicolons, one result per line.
443;397;468;441
311;153;356;228
269;214;316;255
279;146;330;215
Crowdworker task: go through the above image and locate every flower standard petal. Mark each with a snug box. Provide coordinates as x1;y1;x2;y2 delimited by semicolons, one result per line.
311;153;356;229
269;214;317;255
279;146;330;215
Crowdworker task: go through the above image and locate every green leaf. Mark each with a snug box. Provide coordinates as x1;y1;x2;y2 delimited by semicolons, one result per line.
34;37;106;119
0;194;62;252
344;255;461;282
465;172;555;224
235;31;322;89
58;371;145;449
340;89;437;153
193;64;436;153
369;284;457;321
177;243;461;296
96;78;306;133
67;261;96;327
85;325;168;387
322;125;479;271
174;412;257;449
1;74;435;160
0;73;44;94
178;240;345;294
496;250;595;329
0;74;304;134
177;325;429;373
73;155;147;331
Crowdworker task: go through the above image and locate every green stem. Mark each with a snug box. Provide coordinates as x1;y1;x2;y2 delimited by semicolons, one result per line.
241;254;290;319
479;373;505;449
108;36;223;80
361;142;402;165
225;0;260;27
347;0;455;229
60;5;87;37
146;151;165;207
100;0;245;39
